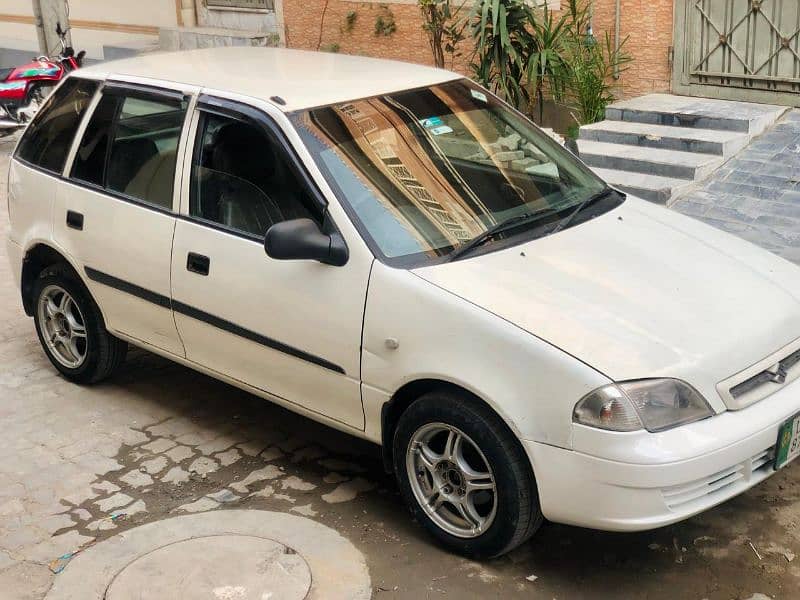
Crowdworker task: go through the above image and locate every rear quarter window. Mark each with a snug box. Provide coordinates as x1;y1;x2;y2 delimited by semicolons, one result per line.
16;77;98;174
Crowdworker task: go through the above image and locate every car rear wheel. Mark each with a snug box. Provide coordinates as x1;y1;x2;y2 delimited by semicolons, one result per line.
32;265;127;383
393;390;543;558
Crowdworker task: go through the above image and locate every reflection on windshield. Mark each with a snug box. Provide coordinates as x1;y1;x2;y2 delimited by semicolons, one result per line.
292;80;608;265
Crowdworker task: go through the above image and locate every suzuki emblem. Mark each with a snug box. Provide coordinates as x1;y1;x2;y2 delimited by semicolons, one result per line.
768;363;788;384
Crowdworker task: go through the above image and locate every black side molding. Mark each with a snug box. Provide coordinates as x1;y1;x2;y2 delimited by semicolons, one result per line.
171;300;345;374
85;266;171;308
83;266;345;375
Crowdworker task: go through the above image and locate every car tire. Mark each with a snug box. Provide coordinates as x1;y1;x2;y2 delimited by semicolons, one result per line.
393;390;543;558
32;264;127;383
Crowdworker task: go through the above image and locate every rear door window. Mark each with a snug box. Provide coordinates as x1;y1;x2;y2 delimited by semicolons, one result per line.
16;78;98;174
71;94;118;186
70;90;188;210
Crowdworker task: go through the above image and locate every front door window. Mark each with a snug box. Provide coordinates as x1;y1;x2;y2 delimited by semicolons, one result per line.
189;113;320;238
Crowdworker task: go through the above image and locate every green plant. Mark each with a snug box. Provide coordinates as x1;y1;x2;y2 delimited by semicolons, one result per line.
469;0;536;110
374;8;397;36
418;0;469;69
320;42;341;53
526;4;571;122
555;1;631;125
566;122;580;140
469;0;633;123
344;10;358;33
558;32;631;125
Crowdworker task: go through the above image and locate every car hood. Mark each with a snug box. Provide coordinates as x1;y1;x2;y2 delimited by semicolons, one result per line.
413;198;800;410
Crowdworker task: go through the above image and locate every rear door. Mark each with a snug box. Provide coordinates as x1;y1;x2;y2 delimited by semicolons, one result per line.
169;95;371;428
53;82;193;356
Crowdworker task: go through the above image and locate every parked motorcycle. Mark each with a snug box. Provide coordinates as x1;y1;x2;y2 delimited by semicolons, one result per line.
0;23;85;133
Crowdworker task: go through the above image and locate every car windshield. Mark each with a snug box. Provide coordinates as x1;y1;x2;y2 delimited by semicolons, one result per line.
291;79;617;267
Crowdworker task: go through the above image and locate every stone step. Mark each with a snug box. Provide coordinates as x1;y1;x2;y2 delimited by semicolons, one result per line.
578;120;750;157
590;167;693;204
605;93;788;134
576;139;725;180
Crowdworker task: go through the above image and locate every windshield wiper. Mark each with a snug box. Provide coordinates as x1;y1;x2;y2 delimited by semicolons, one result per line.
448;210;555;262
549;186;619;236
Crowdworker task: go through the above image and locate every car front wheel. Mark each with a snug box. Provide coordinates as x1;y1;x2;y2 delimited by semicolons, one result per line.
393;390;543;558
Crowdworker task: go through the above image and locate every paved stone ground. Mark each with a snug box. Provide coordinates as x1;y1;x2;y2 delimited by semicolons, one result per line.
2;130;800;599
673;110;800;264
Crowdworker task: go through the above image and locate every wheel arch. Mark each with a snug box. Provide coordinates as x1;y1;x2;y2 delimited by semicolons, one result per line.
21;242;84;316
380;378;533;479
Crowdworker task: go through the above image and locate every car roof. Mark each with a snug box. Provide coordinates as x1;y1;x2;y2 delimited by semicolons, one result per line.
80;46;462;112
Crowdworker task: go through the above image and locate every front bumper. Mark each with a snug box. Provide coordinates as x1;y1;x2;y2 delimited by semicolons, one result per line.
524;378;800;531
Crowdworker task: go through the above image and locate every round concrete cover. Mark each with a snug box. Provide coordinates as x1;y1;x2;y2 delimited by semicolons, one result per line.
47;510;371;600
106;535;311;600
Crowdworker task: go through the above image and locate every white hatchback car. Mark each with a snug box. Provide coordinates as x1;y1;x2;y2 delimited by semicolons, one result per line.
6;47;800;558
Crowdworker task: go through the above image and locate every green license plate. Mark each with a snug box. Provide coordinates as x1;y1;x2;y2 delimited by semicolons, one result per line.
775;412;800;470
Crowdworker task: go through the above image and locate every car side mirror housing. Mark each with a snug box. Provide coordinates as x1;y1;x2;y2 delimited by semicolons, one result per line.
264;218;348;266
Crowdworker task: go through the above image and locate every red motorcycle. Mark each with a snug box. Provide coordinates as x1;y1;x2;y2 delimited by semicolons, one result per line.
0;23;85;132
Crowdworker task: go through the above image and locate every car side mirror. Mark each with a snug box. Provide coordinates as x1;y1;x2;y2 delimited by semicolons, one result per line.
264;218;348;266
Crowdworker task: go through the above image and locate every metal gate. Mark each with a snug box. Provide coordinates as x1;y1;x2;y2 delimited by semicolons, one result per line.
673;0;800;106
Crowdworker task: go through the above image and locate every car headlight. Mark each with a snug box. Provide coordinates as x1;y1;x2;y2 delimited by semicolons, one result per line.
573;378;714;433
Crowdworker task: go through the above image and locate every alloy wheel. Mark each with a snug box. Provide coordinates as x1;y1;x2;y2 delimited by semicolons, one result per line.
405;422;498;539
37;284;88;369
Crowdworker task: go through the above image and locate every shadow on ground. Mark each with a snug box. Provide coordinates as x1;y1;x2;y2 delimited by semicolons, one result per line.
44;347;800;600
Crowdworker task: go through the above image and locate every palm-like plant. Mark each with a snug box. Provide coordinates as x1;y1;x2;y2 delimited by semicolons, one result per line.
469;0;535;110
558;31;631;125
526;4;570;123
556;0;631;126
470;0;633;128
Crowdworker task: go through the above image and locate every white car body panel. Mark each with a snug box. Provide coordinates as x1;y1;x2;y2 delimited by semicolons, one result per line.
169;216;369;428
53;179;186;356
361;260;611;445
77;47;461;113
414;197;800;413
7;160;56;250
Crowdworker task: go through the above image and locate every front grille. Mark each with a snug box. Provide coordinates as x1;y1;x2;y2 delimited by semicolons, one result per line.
731;347;800;398
719;339;800;410
661;446;774;510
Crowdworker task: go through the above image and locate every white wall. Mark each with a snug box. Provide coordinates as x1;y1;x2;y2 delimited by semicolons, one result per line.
68;0;177;27
0;0;179;61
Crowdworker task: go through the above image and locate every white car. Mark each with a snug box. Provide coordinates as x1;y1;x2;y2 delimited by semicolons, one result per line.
6;47;800;558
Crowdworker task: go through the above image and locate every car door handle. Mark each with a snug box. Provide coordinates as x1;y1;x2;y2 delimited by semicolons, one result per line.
186;252;210;276
66;210;83;230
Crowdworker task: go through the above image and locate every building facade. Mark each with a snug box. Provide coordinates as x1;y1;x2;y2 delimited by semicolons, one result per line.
0;1;797;107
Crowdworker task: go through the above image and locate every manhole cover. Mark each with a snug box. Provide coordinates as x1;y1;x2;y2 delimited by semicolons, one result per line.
46;511;370;600
105;535;311;600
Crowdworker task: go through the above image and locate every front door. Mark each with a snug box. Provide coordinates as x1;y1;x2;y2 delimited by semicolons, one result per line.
673;0;800;106
169;97;370;429
54;83;191;356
